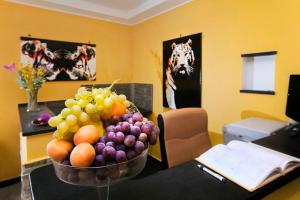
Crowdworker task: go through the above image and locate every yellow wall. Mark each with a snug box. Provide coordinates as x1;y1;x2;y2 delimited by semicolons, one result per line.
131;0;300;199
0;1;132;181
1;1;300;198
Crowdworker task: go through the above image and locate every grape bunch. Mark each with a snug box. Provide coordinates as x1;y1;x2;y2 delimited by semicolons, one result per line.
93;112;160;166
48;81;130;141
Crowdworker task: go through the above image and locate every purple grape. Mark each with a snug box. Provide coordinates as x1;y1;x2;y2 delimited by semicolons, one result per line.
134;121;143;128
68;172;79;183
122;113;133;121
106;125;116;133
149;130;158;145
98;136;106;143
126;149;138;160
132;113;143;122
103;121;111;128
115;150;127;163
153;125;160;135
39;112;51;122
94;154;106;166
96;168;109;180
106;141;115;148
95;142;106;154
127;117;134;124
114;132;125;143
115;124;122;132
135;141;145;153
121;122;130;133
138;133;148;143
124;135;136;147
105;131;115;141
115;144;126;151
61;160;71;166
146;121;155;127
111;115;122;124
130;125;141;136
102;146;116;161
141;124;152;135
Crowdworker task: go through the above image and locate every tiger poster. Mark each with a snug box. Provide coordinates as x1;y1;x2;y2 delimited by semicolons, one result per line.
163;33;201;109
20;37;96;81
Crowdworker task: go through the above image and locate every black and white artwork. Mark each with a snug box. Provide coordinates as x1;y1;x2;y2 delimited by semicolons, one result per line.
20;37;96;81
163;33;201;109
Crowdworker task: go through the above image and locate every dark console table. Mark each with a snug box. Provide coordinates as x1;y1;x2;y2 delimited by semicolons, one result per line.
29;129;300;200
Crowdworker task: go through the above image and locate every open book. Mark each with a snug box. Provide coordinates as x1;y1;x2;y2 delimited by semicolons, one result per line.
195;140;300;192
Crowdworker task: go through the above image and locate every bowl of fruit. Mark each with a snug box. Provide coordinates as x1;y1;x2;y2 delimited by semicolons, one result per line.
46;82;159;189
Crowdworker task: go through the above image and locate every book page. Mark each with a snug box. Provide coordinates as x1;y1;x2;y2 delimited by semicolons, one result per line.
227;141;300;171
196;144;279;191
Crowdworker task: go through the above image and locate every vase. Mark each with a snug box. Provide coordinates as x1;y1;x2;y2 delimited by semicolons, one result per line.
26;89;40;112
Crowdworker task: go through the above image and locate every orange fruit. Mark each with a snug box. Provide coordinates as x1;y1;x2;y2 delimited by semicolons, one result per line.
73;125;99;145
70;143;95;167
46;139;73;161
101;101;127;120
111;101;127;116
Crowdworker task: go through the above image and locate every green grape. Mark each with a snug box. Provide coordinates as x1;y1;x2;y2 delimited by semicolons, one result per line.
78;99;88;108
71;105;82;116
53;130;62;139
64;131;75;141
125;100;131;107
77;87;87;93
102;88;111;98
66;114;77;126
65;99;77;108
57;121;69;134
95;94;104;103
90;113;100;122
92;88;100;97
118;94;127;102
85;103;97;114
79;112;89;123
61;108;71;118
48;116;59;127
110;94;118;102
103;106;112;114
104;97;113;108
69;124;79;133
96;103;104;112
81;91;92;100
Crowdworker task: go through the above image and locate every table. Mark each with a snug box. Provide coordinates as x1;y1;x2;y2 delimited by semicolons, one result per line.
29;129;300;200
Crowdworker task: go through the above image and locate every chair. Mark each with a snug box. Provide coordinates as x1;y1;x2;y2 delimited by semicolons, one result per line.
158;108;212;169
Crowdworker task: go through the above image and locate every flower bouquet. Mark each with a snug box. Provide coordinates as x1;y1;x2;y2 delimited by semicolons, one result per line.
3;63;47;111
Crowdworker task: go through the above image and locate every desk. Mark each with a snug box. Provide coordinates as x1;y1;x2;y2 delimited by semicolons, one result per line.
29;130;300;200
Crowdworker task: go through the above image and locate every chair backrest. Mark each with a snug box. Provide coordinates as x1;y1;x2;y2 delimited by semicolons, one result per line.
158;108;212;169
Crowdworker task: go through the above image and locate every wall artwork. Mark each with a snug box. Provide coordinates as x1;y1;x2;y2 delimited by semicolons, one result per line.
163;33;201;109
20;37;96;81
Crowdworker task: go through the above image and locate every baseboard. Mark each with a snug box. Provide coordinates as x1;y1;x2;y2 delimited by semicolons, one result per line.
0;177;21;188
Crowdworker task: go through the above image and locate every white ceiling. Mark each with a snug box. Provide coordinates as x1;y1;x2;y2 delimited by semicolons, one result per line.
8;0;192;25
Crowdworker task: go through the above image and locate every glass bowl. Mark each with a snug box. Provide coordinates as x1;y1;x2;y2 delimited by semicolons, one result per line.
51;147;148;187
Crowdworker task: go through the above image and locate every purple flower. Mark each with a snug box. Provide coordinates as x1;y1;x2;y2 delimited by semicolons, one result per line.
3;63;16;71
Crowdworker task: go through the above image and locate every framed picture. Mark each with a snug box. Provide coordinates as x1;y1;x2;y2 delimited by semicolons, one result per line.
20;37;96;81
163;33;201;109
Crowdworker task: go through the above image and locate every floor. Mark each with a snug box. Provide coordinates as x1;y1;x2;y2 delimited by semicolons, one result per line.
0;182;21;200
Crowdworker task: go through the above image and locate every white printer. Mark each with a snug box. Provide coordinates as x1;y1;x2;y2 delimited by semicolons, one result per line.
223;117;288;144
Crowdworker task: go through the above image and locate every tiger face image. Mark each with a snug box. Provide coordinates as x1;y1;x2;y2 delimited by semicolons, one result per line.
169;38;195;76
